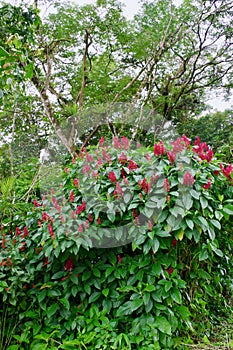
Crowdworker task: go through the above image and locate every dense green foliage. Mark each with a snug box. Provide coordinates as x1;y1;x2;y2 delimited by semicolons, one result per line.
1;135;233;349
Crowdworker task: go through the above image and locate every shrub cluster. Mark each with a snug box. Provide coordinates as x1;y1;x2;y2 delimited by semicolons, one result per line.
0;135;233;349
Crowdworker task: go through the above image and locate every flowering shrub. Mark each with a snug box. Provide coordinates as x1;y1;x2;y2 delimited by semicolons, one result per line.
0;135;233;349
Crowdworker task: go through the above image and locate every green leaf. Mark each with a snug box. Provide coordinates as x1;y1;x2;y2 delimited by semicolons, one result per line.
51;271;65;279
190;189;200;199
38;289;47;303
199;250;209;261
182;192;193;210
200;195;208;209
93;268;101;278
211;219;221;230
59;298;70;309
89;291;101;303
47;303;59;318
185;218;194;230
223;204;233;215
171;287;182;304
102;288;109;297
116;299;143;317
155;316;172;335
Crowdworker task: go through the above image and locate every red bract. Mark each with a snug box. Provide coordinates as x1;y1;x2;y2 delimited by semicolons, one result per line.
52;196;61;212
167;151;176;164
16;227;21;236
183;171;195;186
121;136;129;150
42;257;49;267
97;217;101;225
199;149;214;163
64;257;74;272
192;136;214;163
148;221;153;231
76;201;86;215
78;223;83;232
22;226;29;238
1;235;6;249
33;199;41;207
138;178;150;194
214;170;220;176
118;152;127;164
73;178;79;187
166;267;174;275
128;160;138;171
99;136;104;147
154;140;166;156
113;137;121;149
82;164;91;174
86;153;94;163
117;255;122;263
114;182;124;198
108;171;117;183
48;223;55;239
69;190;75;203
220;163;233;178
172;238;178;247
163;178;170;192
203;180;211;190
88;213;93;222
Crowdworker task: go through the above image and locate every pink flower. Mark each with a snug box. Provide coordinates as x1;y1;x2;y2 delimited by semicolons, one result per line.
148;221;153;231
71;210;76;219
22;227;29;238
132;209;138;219
52;196;61;212
123;176;129;185
121;136;129;150
138;178;150;194
113;137;121;149
76;201;86;214
82;164;91;174
84;220;89;229
64;167;69;174
128;160;138;171
167;151;176;164
220;163;233;178
154;140;166;156
203;180;211;190
183;171;195;186
163;178;170;192
86;153;94;163
88;214;93;222
199;149;214;163
64;257;73;271
73;178;79;188
33;199;41;207
108;171;117;183
145;153;151;160
114;182;124;198
16;227;21;236
99;136;104;147
92;170;99;177
181;134;190;147
172;139;184;153
48;223;55;239
78;223;83;232
118;152;127;164
69;190;75;203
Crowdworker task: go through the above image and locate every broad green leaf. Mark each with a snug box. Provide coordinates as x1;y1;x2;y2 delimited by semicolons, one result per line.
155;316;171;335
171;287;182;304
47;303;59;318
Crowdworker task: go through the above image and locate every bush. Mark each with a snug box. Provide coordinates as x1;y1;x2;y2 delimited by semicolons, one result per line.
1;135;233;349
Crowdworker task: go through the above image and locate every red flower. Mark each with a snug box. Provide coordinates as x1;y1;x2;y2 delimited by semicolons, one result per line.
64;257;74;272
76;201;86;214
214;170;220;176
113;137;121;149
82;164;91;174
73;178;79;187
99;136;104;147
16;227;21;236
52;196;61;212
78;223;83;232
148;221;153;231
33;199;41;207
138;178;150;194
128;160;138;171
183;171;195;186
1;235;6;249
22;226;29;238
117;255;122;263
48;223;55;239
167;151;176;164
163;178;170;192
69;190;75;203
88;213;93;222
86;153;94;163
118;152;127;164
154;140;166;156
166;267;174;275
132;208;138;219
121;136;129;150
108;171;117;183
114;182;124;198
172;238;178;247
97;217;101;225
220;163;233;178
64;167;69;174
203;180;211;190
42;257;49;267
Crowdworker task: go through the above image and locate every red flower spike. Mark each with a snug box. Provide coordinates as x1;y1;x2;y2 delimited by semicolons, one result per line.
220;163;233;178
114;182;124;198
48;223;55;239
148;221;153;231
108;171;117;183
113;136;121;149
163;178;170;193
128;160;138;171
117;255;122;263
214;170;220;176
203;180;211;190
88;214;93;222
166;267;174;275
16;227;21;236
121;136;129;150
69;190;75;203
97;217;101;225
82;164;91;174
183;171;195;186
99;136;104;147
154;140;166;156
78;223;83;232
73;178;79;187
22;226;29;238
172;238;178;247
167;151;176;164
118;152;127;165
64;257;74;272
